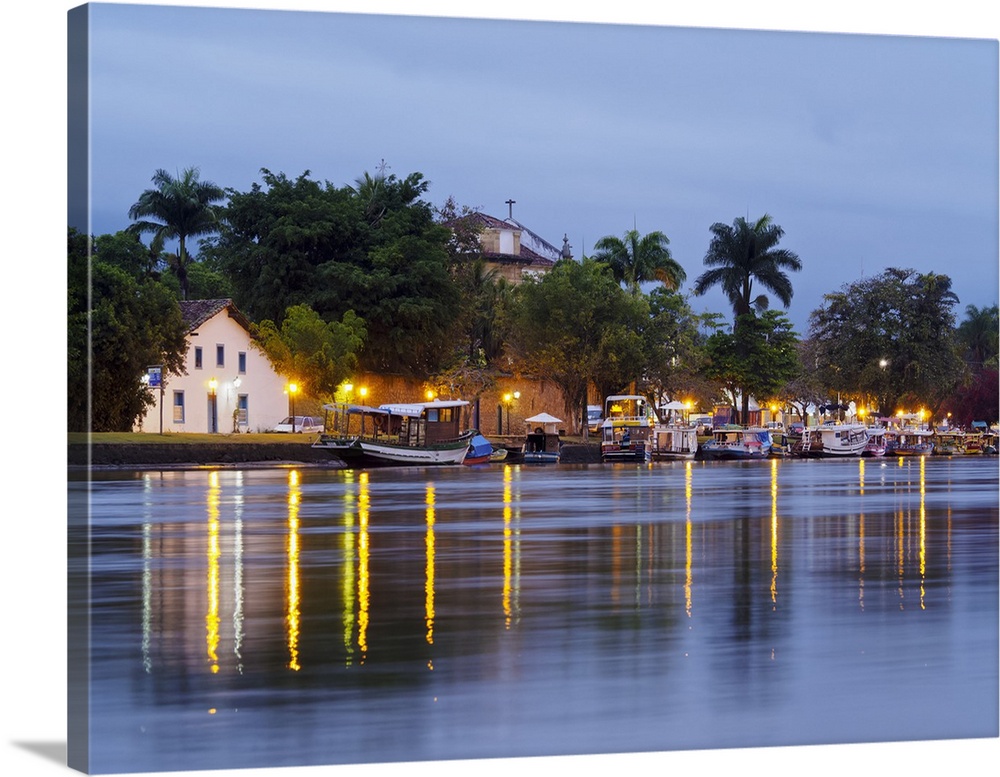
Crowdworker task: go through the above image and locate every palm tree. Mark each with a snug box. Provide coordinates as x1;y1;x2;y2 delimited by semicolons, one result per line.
128;167;226;299
693;214;801;424
591;228;686;295
957;303;999;369
693;214;802;320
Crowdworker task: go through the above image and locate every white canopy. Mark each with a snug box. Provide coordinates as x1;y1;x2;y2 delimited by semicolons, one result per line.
525;412;563;424
660;401;687;410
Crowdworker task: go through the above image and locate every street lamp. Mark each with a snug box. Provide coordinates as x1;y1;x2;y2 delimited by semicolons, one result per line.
288;382;299;432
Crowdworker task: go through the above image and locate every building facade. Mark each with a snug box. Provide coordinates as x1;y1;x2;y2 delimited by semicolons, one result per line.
450;210;571;283
135;299;289;434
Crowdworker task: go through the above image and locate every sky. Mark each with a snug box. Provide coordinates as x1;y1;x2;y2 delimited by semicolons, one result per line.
73;1;998;335
4;4;1000;777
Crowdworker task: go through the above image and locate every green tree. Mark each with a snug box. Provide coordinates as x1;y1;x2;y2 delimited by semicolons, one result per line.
591;228;686;295
692;213;801;422
703;311;800;422
208;168;460;375
956;303;999;370
68;228;188;432
808;267;964;417
250;304;366;401
693;214;802;318
507;257;643;431
127;167;226;300
640;288;714;407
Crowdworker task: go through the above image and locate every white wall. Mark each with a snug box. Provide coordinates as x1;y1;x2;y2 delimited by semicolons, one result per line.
135;310;289;434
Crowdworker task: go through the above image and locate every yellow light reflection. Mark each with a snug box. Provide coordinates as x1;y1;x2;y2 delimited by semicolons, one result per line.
425;483;436;645
684;461;693;618
502;466;513;628
919;456;926;609
233;471;245;674
342;472;357;664
206;471;221;674
286;470;301;671
770;459;778;606
358;472;370;659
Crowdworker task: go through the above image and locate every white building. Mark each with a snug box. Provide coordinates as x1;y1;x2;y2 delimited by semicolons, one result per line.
135;299;289;434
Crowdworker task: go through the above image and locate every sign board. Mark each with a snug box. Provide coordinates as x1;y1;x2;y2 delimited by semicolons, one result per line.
147;366;162;388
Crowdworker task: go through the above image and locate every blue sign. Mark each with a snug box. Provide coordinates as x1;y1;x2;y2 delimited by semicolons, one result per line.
147;366;162;388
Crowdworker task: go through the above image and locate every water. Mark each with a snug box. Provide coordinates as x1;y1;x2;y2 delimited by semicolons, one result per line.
70;457;999;774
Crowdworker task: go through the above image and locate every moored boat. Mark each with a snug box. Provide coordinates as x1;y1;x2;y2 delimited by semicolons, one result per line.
700;426;772;460
522;413;563;464
600;394;656;462
862;427;887;457
651;424;699;460
885;428;934;456
463;433;495;465
314;399;476;467
792;423;869;458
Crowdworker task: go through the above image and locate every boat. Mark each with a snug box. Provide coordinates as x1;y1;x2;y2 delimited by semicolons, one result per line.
932;430;969;455
600;394;656;462
700;426;772;460
313;399;477;467
769;429;797;458
792;423;869;458
651;424;699;460
885;427;934;456
522;413;563;463
463;433;495;465
862;427;887;457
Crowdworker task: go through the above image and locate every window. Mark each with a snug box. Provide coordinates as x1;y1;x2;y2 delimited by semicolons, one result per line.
238;351;246;373
173;391;185;423
216;344;225;368
237;394;248;426
194;346;203;370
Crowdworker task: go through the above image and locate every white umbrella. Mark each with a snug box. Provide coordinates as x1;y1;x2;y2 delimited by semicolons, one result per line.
661;401;686;410
525;412;563;424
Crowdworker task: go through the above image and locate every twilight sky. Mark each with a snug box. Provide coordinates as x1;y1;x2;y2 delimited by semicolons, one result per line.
75;1;998;334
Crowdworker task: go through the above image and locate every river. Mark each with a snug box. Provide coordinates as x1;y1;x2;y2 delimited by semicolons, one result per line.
68;456;999;774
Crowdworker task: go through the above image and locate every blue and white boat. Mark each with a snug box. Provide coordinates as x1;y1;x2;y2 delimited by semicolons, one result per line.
700;426;772;460
522;413;563;464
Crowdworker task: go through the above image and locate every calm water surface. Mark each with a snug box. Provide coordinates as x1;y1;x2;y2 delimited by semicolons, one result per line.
70;457;999;774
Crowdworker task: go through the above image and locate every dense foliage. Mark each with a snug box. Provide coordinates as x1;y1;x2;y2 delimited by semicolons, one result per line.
68;229;188;432
204;169;459;375
808;268;966;417
250;304;366;401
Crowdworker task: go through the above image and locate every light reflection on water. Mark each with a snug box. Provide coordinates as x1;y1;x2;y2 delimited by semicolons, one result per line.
73;457;999;773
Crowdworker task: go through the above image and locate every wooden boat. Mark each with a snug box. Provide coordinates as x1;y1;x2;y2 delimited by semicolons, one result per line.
700;426;772;460
600;394;656;462
932;430;987;455
885;428;934;456
314;400;476;467
862;428;887;457
792;423;869;458
522;413;563;464
651;424;699;460
463;433;495;465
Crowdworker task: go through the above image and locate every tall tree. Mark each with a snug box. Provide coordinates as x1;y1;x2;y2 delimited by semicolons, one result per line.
693;214;802;319
692;213;801;422
507;257;645;432
591;228;686;295
68;228;188;432
703;311;800;423
808;267;964;417
128;167;226;299
956;303;999;369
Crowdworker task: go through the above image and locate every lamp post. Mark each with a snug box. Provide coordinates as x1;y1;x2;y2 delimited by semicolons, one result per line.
288;382;299;432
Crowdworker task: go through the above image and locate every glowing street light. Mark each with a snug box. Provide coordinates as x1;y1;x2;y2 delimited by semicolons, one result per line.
288;382;299;432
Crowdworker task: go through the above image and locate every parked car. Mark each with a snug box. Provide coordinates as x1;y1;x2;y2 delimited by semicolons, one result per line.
587;405;603;433
274;416;325;433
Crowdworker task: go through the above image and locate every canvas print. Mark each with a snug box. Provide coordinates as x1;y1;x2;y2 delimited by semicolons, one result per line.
66;2;998;776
